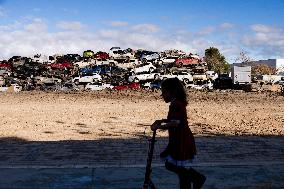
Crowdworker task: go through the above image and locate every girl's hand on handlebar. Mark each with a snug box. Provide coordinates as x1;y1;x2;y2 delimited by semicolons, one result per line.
151;122;160;131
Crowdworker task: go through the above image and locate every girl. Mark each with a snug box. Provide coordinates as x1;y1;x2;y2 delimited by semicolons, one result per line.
151;78;206;189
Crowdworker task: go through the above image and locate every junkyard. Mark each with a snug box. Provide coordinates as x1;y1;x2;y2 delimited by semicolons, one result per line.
1;48;284;94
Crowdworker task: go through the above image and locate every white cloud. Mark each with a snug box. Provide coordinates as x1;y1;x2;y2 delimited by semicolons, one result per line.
56;21;85;31
0;23;17;31
0;22;201;60
131;24;160;33
109;21;128;27
251;24;282;33
242;24;284;59
197;23;234;36
244;25;284;46
197;26;215;36
24;18;47;33
1;18;284;62
0;18;236;60
220;23;234;30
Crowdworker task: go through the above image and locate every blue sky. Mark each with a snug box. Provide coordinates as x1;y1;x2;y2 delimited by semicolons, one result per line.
1;0;284;63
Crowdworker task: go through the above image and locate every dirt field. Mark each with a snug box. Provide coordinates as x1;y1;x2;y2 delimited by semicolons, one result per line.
0;90;283;142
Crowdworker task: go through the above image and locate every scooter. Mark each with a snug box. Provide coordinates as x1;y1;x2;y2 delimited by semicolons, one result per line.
142;130;157;189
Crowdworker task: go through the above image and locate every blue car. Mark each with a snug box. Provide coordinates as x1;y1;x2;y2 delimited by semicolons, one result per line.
80;66;101;76
150;80;162;90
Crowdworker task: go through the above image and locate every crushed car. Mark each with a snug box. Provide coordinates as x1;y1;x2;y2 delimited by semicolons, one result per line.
159;71;193;84
128;72;160;83
132;62;156;74
113;82;140;90
174;54;201;68
72;73;102;85
140;52;160;63
85;82;114;91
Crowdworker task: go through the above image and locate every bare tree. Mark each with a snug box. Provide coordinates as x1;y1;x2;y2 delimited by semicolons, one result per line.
234;51;253;63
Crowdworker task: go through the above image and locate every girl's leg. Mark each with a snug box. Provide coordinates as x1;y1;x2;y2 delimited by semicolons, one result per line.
187;168;206;189
165;161;191;189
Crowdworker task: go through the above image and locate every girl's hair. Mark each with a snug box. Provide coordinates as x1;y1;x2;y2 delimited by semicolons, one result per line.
161;78;188;105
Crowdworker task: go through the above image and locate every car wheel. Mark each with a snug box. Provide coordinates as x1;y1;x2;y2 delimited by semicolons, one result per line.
154;74;159;80
74;79;79;85
177;62;183;68
183;78;189;84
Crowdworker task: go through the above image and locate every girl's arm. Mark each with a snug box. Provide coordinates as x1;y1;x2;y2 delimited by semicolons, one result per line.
150;119;168;130
151;119;180;131
153;119;168;125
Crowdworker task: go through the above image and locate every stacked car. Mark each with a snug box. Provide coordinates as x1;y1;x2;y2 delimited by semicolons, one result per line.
0;47;217;92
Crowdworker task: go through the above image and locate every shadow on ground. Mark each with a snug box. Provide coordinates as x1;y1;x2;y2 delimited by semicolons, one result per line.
0;135;283;188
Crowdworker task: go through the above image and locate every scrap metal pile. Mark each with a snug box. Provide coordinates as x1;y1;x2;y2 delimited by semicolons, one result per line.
0;47;216;92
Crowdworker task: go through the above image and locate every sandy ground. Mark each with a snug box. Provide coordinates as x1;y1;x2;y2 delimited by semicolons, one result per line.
0;90;283;141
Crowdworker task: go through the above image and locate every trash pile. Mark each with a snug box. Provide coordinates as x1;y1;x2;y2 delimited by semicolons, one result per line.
0;47;220;92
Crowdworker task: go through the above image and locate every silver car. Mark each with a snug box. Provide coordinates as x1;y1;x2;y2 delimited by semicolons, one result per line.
141;52;160;63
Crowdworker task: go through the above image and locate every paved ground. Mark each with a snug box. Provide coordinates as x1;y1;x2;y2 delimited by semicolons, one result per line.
0;135;283;188
0;164;284;189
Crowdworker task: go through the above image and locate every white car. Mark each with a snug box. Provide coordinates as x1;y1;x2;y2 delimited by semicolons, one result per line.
159;71;193;84
206;71;218;81
74;59;96;68
203;80;213;90
85;82;114;91
193;74;207;81
0;83;22;92
72;74;102;84
158;56;177;65
186;81;213;90
109;49;134;60
109;47;121;58
33;54;50;64
133;62;156;74
116;59;141;69
34;76;62;84
141;52;160;63
128;73;160;83
0;69;11;76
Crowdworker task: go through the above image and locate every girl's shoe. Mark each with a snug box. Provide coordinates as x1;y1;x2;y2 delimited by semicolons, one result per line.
187;168;206;189
160;147;169;158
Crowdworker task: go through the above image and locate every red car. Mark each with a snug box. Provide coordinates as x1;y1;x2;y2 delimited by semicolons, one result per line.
113;82;140;90
48;60;73;69
94;51;109;60
0;61;13;70
174;55;201;68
